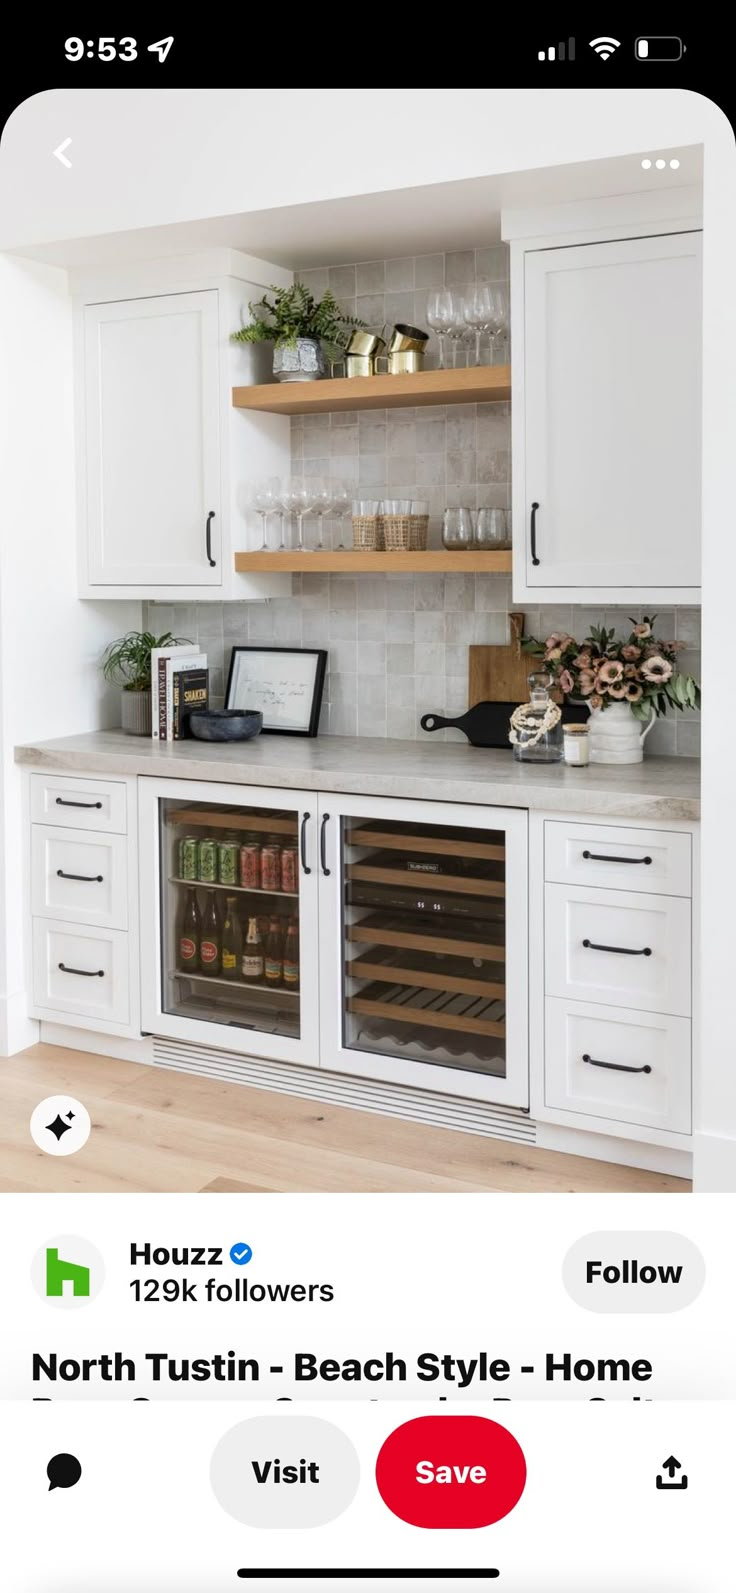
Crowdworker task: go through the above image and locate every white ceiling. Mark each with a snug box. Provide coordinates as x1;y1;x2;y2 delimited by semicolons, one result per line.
16;146;702;271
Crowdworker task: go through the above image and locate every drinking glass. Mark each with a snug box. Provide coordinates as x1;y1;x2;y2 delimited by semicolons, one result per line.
331;481;353;550
445;292;469;368
442;506;473;549
463;284;494;366
475;507;510;548
311;477;335;552
488;284;509;364
426;290;454;370
274;477;293;550
252;477;279;550
291;477;317;552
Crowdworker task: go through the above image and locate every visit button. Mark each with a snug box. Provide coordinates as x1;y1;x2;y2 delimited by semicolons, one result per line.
375;1415;526;1528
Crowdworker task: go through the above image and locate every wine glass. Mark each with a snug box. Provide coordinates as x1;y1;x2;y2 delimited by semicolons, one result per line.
445;292;469;368
252;477;279;550
311;477;335;553
442;507;473;549
488;284;509;364
463;284;494;367
291;477;317;552
475;507;510;548
426;289;454;370
274;477;294;551
331;480;353;550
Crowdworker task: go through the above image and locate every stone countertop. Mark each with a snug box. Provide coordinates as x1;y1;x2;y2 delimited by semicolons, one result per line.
15;730;700;821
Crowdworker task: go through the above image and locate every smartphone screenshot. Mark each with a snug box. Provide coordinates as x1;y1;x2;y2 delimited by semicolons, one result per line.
0;34;733;1590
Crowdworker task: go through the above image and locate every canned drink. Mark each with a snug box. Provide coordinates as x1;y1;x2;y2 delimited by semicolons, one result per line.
281;844;299;894
179;837;199;881
240;842;261;891
260;839;281;893
197;837;217;883
218;841;239;886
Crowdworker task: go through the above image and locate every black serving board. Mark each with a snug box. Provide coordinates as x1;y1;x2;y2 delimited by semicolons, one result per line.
420;699;588;748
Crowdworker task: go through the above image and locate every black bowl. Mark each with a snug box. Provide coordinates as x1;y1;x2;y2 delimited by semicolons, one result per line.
188;709;263;743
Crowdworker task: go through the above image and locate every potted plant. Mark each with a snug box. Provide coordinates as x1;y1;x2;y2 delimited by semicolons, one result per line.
102;630;191;736
230;281;364;382
522;617;701;764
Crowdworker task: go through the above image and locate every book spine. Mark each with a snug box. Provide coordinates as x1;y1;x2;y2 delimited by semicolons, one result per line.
172;672;181;740
157;658;168;742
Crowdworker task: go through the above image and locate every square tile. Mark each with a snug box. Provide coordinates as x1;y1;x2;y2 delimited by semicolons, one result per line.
386;642;414;673
359;641;386;675
356;294;385;328
357;608;388;640
415;253;445;288
356;260;385;294
329;264;356;298
444;573;475;611
385;256;415;290
415;609;445;641
416;451;445;486
328;608;357;641
384;289;415;325
414;573;445;611
415;641;445;675
445;250;476;284
387;704;418;739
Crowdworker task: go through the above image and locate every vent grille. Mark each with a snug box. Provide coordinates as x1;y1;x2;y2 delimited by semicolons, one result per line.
151;1038;536;1144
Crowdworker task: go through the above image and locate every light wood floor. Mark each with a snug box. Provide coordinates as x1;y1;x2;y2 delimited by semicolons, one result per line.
0;1044;689;1194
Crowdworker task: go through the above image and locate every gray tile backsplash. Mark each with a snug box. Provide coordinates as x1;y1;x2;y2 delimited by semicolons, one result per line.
147;247;700;758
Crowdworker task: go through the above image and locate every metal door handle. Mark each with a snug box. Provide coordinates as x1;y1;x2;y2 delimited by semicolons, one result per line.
300;812;311;875
583;1053;652;1075
57;870;103;883
583;850;652;866
530;501;540;566
320;813;331;876
582;939;652;956
58;963;105;978
205;510;216;567
55;798;102;809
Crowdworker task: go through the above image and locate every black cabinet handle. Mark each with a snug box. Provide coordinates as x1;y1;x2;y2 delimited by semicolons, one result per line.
582;938;652;957
300;812;311;875
583;1053;652;1076
320;813;331;877
530;501;540;566
583;850;652;866
205;510;216;567
58;963;104;978
55;797;102;810
56;870;103;883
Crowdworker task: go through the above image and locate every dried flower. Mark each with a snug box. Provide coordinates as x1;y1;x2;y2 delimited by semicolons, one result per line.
607;683;627;699
641;655;673;683
623;664;639;679
559;669;574;694
573;651;592;669
633;622;652;639
577;671;596;696
589;694;603;710
596;660;624;686
545;646;562;662
622;644;641;661
625;681;644;702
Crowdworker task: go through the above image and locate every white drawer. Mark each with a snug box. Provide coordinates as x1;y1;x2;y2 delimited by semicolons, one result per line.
545;821;691;897
31;826;128;929
545;996;691;1135
32;919;130;1025
545;883;691;1016
30;774;127;834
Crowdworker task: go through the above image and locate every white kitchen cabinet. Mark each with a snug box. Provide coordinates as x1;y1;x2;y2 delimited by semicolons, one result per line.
505;199;702;603
73;251;291;601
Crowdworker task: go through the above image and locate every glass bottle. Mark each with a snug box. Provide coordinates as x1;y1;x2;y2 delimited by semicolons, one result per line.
512;671;563;763
199;890;221;975
283;916;300;990
242;915;264;983
264;915;284;986
178;887;200;973
221;896;243;980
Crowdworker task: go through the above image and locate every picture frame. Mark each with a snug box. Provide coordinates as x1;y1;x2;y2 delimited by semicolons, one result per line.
225;646;327;737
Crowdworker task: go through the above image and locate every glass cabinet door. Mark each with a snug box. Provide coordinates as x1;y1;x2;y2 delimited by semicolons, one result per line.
157;793;306;1044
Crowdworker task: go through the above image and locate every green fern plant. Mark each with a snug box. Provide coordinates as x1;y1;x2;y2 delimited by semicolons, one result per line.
231;281;364;360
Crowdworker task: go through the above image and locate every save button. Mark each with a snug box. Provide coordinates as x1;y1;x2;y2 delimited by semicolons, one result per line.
375;1415;526;1528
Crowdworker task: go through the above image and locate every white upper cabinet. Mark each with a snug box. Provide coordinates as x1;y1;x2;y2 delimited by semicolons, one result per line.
74;251;291;600
507;203;702;603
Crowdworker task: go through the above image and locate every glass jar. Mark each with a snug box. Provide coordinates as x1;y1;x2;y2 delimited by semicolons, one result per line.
563;723;590;765
511;671;563;763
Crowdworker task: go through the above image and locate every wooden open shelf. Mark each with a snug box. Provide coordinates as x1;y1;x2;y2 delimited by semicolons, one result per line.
234;549;512;574
232;364;511;415
348;988;505;1040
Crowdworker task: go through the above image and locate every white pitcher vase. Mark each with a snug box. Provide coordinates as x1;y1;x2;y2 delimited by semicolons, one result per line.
587;700;656;764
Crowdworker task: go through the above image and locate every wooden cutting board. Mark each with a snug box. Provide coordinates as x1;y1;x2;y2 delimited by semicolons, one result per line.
469;613;532;706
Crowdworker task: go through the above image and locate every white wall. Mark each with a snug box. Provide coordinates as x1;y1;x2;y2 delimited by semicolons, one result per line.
0;256;138;1051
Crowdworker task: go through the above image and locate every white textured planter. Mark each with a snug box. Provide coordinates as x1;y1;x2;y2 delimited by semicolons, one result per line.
588;700;656;764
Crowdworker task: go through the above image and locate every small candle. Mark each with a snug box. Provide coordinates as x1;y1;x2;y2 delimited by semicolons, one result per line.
563;723;590;765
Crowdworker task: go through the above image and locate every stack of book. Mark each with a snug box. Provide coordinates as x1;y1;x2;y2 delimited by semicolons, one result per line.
151;644;209;741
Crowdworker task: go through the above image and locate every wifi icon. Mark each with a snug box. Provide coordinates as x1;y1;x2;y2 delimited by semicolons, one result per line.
589;35;621;59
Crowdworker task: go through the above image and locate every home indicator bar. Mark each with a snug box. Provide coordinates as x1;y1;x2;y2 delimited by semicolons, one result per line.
236;1574;501;1582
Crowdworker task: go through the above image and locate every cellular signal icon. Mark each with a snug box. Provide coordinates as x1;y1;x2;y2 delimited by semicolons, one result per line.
589;36;621;59
538;37;576;60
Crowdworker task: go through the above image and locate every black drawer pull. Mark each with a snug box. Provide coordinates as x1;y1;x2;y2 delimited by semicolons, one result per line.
58;963;105;978
320;813;331;877
582;938;652;957
530;501;540;566
205;509;216;567
57;870;103;883
55;797;102;810
583;1053;652;1075
300;812;311;875
582;850;652;865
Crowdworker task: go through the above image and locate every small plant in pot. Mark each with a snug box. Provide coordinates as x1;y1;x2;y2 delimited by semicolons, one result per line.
102;630;191;737
231;281;364;382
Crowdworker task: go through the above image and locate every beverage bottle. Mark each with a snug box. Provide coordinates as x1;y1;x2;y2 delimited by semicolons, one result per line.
221;896;243;980
283;915;299;990
199;890;221;977
242;915;264;983
178;887;200;972
264;915;283;986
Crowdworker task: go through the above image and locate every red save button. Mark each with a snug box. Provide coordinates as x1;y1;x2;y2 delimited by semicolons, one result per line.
375;1415;526;1529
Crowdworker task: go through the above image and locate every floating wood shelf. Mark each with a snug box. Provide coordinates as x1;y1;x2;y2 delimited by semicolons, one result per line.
234;549;512;575
232;364;511;415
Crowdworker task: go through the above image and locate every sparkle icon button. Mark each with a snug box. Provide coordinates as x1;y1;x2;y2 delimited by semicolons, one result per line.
30;1096;91;1157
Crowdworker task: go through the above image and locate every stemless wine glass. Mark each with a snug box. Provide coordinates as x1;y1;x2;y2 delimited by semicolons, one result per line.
426;289;454;370
291;477;317;552
442;506;474;549
475;507;510;548
463;284;494;367
311;477;335;552
445;292;469;368
331;481;353;550
252;477;279;550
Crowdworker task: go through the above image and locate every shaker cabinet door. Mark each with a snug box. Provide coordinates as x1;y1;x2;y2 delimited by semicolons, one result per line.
84;290;222;587
522;231;701;591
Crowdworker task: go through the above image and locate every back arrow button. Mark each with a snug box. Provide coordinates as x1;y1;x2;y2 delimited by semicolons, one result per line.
53;138;72;168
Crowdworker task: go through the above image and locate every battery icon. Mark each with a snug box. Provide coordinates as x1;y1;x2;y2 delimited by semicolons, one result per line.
635;36;684;60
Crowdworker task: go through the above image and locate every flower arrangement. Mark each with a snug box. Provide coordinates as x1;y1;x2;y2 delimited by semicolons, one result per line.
522;617;701;721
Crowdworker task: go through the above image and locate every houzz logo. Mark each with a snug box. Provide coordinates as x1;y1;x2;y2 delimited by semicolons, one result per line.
32;1236;105;1309
46;1248;90;1298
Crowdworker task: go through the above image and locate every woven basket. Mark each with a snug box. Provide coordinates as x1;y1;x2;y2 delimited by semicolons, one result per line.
382;513;412;551
408;514;429;551
352;515;381;551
